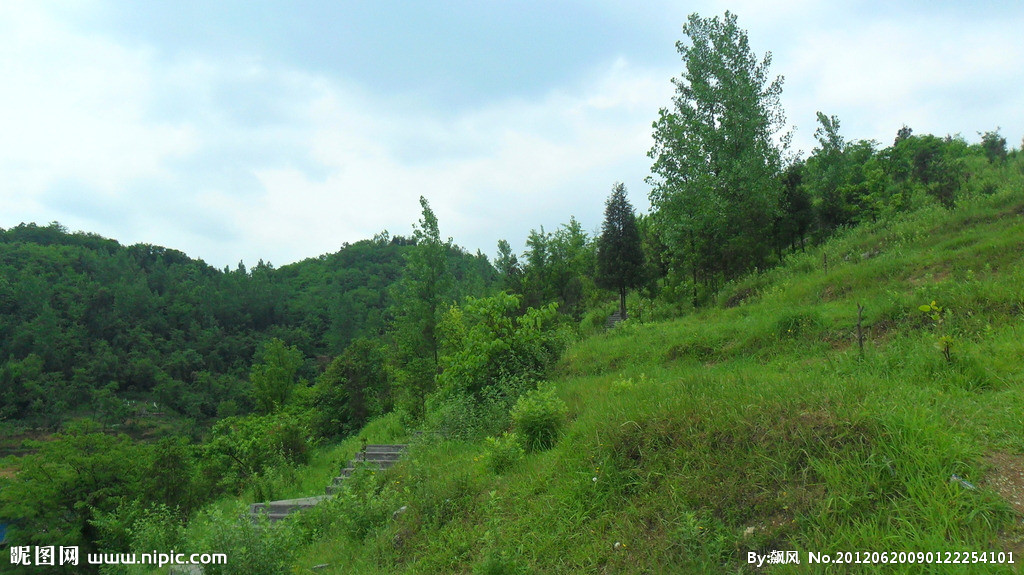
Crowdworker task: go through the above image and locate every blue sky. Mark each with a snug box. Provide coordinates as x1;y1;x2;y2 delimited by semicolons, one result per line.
2;1;1022;268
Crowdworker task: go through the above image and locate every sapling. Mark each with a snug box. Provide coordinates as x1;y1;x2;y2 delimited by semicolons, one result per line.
919;301;953;362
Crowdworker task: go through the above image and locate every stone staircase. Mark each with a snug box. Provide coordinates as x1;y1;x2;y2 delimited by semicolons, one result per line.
326;444;407;495
605;310;627;328
249;444;407;523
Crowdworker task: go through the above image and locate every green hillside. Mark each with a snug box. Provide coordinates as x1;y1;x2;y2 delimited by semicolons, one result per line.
285;189;1024;573
3;12;1022;574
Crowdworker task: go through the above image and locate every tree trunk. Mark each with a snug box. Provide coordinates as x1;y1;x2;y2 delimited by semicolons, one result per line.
619;286;627;320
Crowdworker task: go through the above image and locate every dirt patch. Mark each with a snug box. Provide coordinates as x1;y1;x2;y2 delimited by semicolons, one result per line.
724;286;756;308
986;451;1024;560
984;451;1024;514
870;319;893;340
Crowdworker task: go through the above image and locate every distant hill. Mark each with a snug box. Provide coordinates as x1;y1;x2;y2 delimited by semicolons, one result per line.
0;222;495;426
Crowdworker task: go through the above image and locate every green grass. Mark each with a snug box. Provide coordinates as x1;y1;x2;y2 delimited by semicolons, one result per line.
276;189;1024;573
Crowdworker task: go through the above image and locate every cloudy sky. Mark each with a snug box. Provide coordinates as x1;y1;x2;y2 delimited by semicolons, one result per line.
2;1;1021;269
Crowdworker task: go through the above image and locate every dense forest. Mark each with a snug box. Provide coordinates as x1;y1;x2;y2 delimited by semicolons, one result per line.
1;10;1022;574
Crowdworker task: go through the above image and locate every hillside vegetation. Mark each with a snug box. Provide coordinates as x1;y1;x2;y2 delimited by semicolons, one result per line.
285;189;1024;573
3;11;1023;574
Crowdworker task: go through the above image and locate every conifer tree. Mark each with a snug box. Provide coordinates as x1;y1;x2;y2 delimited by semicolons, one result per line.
596;183;645;320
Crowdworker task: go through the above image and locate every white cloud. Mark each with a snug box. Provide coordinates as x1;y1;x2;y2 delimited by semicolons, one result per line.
234;57;672;265
3;1;1020;269
1;1;671;267
776;9;1024;152
0;3;196;204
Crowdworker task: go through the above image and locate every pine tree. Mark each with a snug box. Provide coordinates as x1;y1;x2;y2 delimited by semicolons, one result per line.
596;183;645;320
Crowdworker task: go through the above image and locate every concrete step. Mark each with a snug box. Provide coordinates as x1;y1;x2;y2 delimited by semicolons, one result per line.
325;444;408;495
251;444;410;520
250;495;328;522
605;310;626;328
354;452;403;464
363;444;407;453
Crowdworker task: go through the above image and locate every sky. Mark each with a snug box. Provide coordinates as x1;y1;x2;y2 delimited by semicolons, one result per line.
2;0;1022;269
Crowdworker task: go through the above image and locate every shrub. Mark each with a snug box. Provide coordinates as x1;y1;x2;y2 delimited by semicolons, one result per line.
424;374;533;440
437;293;566;396
773;309;824;338
511;384;568;452
333;464;403;541
484;432;525;474
203;412;310;494
187;504;297;575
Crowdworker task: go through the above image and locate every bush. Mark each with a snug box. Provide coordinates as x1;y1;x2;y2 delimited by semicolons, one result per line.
511;384;567;452
333;464;403;541
187;504;298;575
424;374;533;440
203;412;310;494
484;432;525;474
437;293;566;396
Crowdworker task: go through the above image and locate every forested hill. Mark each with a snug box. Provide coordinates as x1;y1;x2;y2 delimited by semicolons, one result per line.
0;222;495;427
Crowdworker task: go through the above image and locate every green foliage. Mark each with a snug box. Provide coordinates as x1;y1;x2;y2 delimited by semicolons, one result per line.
424;375;533;440
919;300;955;362
484;432;525;474
127;504;187;557
494;238;522;292
0;419;145;557
980;128;1008;164
596;182;645;319
332;463;404;541
511;384;568;452
249;338;304;413
203;412;310;494
0;220;495;427
289;185;1024;573
425;292;568;439
308;337;390;439
648;11;787;294
389;196;460;416
776;160;814;253
773;309;824;338
186;504;298;575
519;218;598;318
438;292;564;396
806;112;855;232
143;436;205;516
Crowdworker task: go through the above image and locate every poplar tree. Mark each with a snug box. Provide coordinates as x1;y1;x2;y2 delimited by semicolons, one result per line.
648;11;788;301
389;196;453;415
596;183;644;320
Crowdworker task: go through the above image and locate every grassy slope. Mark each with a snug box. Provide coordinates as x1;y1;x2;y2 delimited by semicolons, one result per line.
295;189;1024;573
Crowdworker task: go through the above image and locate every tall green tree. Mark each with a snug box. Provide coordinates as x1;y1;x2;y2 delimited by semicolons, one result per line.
648;11;788;303
806;112;852;233
519;220;596;318
389;196;454;415
249;338;304;413
596;183;645;319
775;161;813;253
309;337;389;438
494;239;522;293
980;128;1007;164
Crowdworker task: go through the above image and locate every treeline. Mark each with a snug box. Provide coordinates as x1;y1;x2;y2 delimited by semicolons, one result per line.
0;222;494;426
644;13;1022;307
